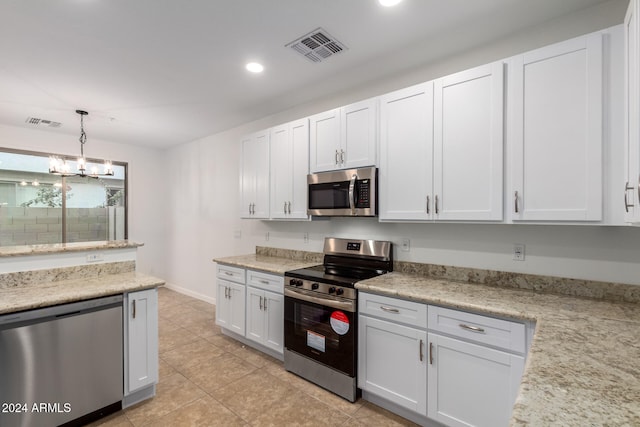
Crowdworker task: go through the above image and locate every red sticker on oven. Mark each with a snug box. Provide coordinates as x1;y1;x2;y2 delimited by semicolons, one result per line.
330;311;350;335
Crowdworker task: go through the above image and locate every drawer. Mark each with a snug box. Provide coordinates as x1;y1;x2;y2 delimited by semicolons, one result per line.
246;269;284;293
428;305;526;354
359;292;427;328
216;264;245;284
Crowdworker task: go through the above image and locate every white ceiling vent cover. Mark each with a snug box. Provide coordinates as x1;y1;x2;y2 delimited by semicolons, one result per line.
25;117;62;128
286;28;347;63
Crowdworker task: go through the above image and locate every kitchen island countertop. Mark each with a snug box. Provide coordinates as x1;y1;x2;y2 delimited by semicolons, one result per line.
0;271;164;315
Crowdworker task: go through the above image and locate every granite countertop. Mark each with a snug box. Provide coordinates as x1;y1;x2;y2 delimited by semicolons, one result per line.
0;240;144;257
0;271;164;315
356;272;640;426
213;254;320;275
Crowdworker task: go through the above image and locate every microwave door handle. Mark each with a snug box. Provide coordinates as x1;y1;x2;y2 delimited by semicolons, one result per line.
349;174;357;215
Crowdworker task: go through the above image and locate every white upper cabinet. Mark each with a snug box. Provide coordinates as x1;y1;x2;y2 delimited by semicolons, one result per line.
240;130;270;218
625;1;640;223
509;33;604;222
379;82;434;221
309;98;377;173
433;62;504;221
270;119;309;220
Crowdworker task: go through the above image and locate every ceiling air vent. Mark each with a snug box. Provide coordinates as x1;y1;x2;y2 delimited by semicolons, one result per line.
286;28;347;63
25;117;62;128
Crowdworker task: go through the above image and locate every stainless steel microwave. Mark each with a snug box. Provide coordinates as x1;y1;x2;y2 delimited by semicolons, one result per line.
307;166;377;216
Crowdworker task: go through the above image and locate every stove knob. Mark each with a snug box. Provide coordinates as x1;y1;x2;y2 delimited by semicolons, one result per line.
311;283;319;290
295;280;303;287
328;286;336;294
289;279;297;286
336;288;344;296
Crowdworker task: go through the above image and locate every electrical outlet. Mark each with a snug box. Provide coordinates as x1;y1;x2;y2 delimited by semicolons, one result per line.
303;232;309;243
401;238;410;252
86;253;104;263
513;244;525;261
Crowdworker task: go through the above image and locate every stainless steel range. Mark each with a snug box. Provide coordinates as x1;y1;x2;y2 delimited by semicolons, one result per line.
283;237;393;402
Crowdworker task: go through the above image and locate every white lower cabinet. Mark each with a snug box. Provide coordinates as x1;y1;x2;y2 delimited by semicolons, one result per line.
124;288;159;396
358;315;427;413
216;265;284;356
359;292;529;427
427;333;525;427
216;279;246;336
246;287;284;353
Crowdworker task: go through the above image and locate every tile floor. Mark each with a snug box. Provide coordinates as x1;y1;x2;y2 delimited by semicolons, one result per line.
90;287;419;427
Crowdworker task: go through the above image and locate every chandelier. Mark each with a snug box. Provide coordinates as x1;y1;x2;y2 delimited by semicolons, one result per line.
49;110;114;178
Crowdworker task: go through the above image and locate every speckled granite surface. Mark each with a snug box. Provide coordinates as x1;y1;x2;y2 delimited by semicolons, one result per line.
356;273;640;426
0;261;135;288
0;271;164;314
213;250;321;275
0;240;143;257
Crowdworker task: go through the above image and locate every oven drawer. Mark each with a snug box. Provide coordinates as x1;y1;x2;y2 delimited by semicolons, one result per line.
359;292;427;328
216;264;246;284
428;305;526;354
247;270;284;293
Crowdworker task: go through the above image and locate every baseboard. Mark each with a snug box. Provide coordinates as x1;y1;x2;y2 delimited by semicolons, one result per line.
164;282;216;305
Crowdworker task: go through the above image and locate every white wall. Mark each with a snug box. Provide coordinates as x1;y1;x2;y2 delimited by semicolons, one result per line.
0;124;167;278
161;0;640;303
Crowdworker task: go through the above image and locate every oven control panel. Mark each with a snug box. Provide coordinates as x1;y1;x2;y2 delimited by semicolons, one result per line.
285;277;356;300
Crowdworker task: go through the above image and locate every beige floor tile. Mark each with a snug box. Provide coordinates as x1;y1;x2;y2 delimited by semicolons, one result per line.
352;401;422;426
124;373;206;426
204;333;246;352
139;396;246;427
162;338;226;373
187;299;216;315
180;352;258;394
249;392;350;426
159;325;200;354
229;343;276;368
85;411;134;427
183;317;220;339
158;357;177;379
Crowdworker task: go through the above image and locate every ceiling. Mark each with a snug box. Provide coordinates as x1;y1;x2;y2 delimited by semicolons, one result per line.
0;0;613;149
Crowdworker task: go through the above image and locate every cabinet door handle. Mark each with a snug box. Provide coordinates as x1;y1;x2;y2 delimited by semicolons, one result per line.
514;191;519;213
435;194;439;215
459;323;485;333
340;149;345;164
426;195;430;214
228;287;232;299
263;297;267;311
429;342;434;365
259;296;263;310
284;201;287;214
380;306;400;314
419;339;424;362
335;150;340;165
625;181;634;213
288;201;291;214
132;300;136;319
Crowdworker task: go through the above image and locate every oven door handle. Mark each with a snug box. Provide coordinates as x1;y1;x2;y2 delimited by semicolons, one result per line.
285;288;356;313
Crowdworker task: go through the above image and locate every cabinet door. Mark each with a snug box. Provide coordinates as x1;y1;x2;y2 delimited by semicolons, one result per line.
216;280;246;335
625;1;640;222
342;98;377;169
126;288;159;394
290;119;310;219
434;62;504;221
358;315;427;414
379;82;434;220
510;33;603;221
263;291;284;354
270;124;292;219
246;287;265;344
310;109;341;172
427;333;524;427
240;131;270;218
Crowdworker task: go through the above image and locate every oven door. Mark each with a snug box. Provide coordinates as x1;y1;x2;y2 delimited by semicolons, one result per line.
284;288;357;376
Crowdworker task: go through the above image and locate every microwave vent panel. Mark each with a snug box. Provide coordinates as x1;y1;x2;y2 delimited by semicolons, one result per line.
286;28;347;63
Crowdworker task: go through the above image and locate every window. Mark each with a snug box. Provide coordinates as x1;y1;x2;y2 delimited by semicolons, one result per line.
0;149;127;246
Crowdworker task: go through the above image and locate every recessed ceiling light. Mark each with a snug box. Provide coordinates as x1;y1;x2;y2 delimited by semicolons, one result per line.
246;62;264;73
379;0;402;6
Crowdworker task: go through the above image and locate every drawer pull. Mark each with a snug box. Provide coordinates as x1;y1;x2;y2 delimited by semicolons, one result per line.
380;306;400;314
259;280;270;285
459;323;485;333
224;271;234;276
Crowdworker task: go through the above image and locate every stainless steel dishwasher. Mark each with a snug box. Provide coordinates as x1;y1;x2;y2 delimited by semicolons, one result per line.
0;295;124;427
